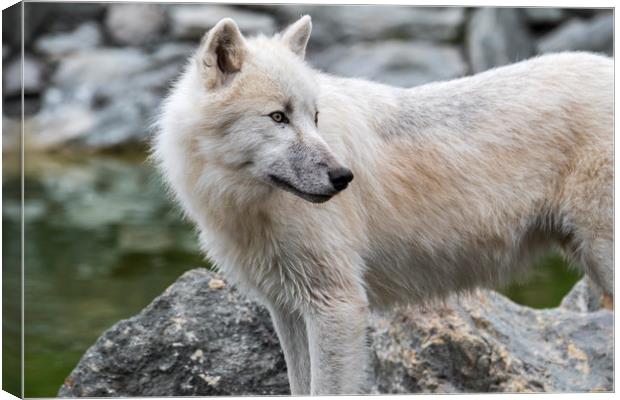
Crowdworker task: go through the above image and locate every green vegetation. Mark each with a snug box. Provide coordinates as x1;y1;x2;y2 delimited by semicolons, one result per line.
500;253;581;309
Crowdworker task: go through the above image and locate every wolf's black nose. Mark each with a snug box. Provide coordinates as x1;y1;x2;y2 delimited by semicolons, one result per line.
329;167;354;191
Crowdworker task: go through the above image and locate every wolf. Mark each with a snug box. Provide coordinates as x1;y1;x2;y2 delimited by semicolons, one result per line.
153;15;613;395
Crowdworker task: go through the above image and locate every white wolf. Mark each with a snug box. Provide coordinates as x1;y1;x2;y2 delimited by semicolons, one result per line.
153;16;613;395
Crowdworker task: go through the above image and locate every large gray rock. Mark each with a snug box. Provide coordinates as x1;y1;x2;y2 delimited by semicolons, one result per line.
466;8;535;73
274;6;465;44
30;48;152;149
29;43;194;150
51;48;152;88
3;54;45;97
35;23;102;59
169;5;276;40
523;8;567;26
313;41;468;88
58;269;288;397
559;277;606;312
58;269;612;396
371;286;612;393
537;14;613;56
8;2;104;49
104;4;167;46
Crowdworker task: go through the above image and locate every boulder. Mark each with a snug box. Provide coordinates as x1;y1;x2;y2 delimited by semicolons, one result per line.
104;4;167;46
51;48;152;88
169;5;276;40
285;6;464;43
523;8;567;26
35;22;102;59
370;286;612;393
29;43;194;150
466;8;535;73
58;269;612;396
21;2;105;48
313;41;468;88
58;269;288;397
3;54;46;97
537;14;613;56
559;277;607;312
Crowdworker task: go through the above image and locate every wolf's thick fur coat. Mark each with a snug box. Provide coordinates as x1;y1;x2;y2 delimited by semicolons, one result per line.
153;16;613;394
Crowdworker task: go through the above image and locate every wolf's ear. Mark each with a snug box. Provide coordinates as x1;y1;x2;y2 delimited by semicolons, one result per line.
280;15;312;59
198;18;247;89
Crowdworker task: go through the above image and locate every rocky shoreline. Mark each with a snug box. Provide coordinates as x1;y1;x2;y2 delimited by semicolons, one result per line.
3;4;613;152
58;269;612;396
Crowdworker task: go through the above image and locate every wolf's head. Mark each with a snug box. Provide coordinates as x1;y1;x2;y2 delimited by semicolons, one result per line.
176;16;353;204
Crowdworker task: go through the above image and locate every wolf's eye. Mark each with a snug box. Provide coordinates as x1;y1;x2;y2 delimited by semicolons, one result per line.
269;111;289;124
314;111;319;126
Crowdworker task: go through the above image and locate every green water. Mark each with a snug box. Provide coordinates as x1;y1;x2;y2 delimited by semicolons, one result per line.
3;153;208;397
2;153;581;397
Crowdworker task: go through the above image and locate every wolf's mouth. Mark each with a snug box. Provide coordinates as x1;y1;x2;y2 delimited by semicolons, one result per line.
268;174;334;204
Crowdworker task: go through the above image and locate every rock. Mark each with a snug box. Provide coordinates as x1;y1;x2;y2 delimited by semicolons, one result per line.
51;48;152;88
370;287;612;393
466;8;534;73
266;6;465;50
21;2;105;47
3;54;45;97
58;269;288;397
28;103;96;150
559;277;605;312
31;48;153;149
565;9;605;19
169;5;276;40
105;4;167;46
537;14;613;56
31;43;193;150
35;22;102;59
313;41;468;88
523;8;567;26
314;6;464;42
59;271;612;396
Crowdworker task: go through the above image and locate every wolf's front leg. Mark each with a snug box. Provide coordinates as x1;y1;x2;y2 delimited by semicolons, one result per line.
267;305;311;394
305;293;370;394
